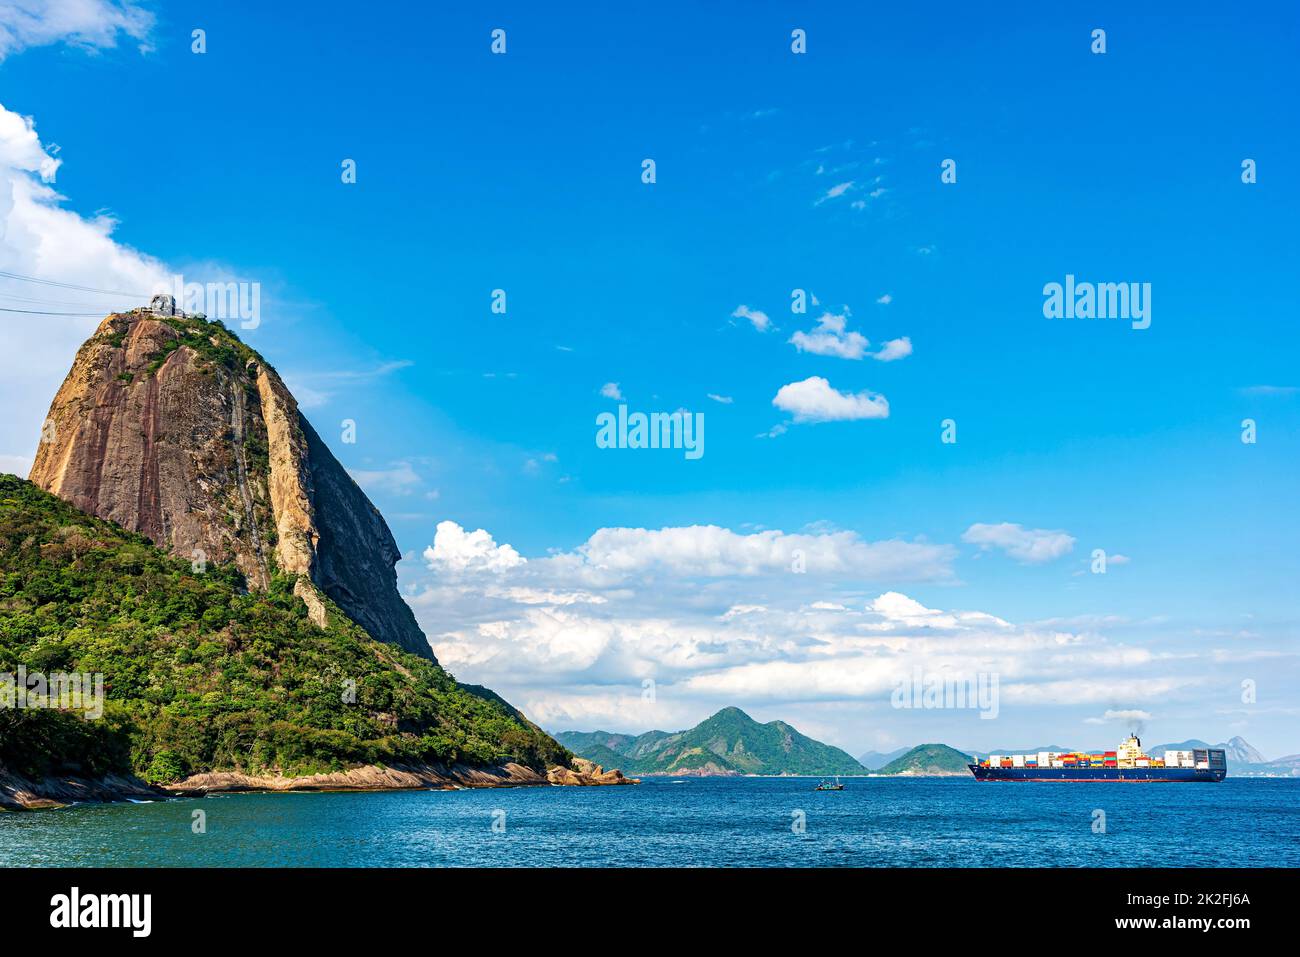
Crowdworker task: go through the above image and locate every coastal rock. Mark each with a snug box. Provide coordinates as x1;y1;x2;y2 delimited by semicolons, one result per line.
28;310;432;660
547;758;639;786
0;765;167;811
0;759;640;809
166;762;553;795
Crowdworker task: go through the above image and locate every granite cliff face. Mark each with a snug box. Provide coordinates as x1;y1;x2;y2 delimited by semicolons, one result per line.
28;308;432;660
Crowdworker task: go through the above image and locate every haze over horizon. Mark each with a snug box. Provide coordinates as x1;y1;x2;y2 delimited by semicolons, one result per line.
1;2;1296;757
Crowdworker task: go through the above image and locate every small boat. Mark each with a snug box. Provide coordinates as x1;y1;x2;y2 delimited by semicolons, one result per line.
813;777;844;791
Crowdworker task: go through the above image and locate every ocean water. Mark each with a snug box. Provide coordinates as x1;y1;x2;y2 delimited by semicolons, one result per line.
2;777;1296;867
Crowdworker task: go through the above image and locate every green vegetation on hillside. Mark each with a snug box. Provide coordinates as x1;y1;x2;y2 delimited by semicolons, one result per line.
875;743;972;776
557;707;866;776
0;475;567;782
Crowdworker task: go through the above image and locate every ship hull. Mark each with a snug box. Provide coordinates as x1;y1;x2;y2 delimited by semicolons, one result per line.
968;765;1225;782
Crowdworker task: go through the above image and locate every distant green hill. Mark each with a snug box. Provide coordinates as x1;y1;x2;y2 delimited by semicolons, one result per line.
556;707;866;776
876;743;972;776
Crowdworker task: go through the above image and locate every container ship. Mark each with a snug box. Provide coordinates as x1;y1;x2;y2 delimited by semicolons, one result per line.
969;735;1226;782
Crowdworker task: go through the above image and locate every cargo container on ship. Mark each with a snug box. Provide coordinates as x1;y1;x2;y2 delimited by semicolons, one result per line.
968;735;1226;782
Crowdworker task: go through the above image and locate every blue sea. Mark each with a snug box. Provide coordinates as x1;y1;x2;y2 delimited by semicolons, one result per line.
2;777;1296;867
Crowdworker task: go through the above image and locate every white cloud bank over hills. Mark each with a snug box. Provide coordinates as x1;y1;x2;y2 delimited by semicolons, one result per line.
403;519;1211;749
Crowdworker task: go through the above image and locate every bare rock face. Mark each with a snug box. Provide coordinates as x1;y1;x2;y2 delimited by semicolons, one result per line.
547;758;640;786
28;310;433;661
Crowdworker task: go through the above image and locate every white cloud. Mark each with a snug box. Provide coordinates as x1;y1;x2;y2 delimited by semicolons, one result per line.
599;381;624;400
731;304;770;332
1084;709;1152;725
721;604;767;620
872;336;912;362
876;294;892;305
0;100;170;469
706;393;733;404
484;586;606;606
415;520;957;601
963;522;1076;563
423;520;526;573
0;0;153;61
420;575;1186;719
772;376;889;423
577;525;953;580
399;517;1253;747
816;181;854;205
789;311;869;359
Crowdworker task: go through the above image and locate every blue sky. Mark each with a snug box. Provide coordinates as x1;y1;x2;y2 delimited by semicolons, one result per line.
1;1;1297;757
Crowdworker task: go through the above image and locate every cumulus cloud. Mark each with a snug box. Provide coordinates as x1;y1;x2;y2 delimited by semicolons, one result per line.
577;525;954;579
599;382;624;400
0;0;153;61
731;304;770;332
772;376;889;423
789;311;869;359
417;571;1194;727
423;520;526;573
0;100;170;470
873;336;912;361
398;515;1239;746
963;523;1076;563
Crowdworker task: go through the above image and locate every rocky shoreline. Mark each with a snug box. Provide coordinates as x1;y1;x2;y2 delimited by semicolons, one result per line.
0;759;637;810
0;767;168;810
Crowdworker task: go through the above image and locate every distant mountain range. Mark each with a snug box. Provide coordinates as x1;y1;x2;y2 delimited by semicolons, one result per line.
559;712;1298;779
1146;737;1298;776
559;711;971;778
556;708;865;776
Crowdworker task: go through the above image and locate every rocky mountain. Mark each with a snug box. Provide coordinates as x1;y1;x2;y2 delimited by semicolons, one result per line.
2;308;636;806
556;707;866;776
28;307;429;659
875;744;973;776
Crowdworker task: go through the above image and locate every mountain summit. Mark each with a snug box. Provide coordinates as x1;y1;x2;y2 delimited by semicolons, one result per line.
557;707;866;776
3;305;643;806
28;305;430;659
